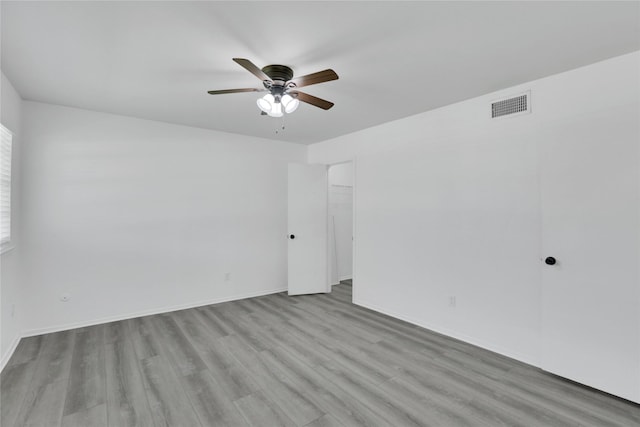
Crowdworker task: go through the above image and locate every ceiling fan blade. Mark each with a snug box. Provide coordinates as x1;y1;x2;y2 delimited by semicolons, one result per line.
207;88;264;95
288;69;338;88
233;58;271;82
289;90;334;110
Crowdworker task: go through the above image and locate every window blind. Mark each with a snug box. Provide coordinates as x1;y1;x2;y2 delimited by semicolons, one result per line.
1;125;13;245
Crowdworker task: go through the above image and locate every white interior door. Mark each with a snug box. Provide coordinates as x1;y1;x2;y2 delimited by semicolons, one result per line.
288;163;328;295
539;106;640;403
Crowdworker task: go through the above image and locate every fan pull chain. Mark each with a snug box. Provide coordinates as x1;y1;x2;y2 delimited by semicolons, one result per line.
275;115;286;134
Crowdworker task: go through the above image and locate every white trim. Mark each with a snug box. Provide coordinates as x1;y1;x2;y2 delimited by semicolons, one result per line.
351;157;357;302
0;334;21;373
21;287;287;338
325;164;331;293
326;159;356;298
353;297;539;368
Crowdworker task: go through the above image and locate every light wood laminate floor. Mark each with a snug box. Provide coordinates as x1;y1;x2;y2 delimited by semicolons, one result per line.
2;281;639;426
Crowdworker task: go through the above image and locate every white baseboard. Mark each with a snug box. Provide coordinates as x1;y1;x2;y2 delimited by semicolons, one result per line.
0;334;22;373
353;298;539;368
21;287;287;338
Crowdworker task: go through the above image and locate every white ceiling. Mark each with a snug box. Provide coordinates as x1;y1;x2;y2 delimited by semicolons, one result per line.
2;1;639;144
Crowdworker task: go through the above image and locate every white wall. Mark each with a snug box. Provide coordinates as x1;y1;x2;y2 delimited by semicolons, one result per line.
0;72;24;368
329;163;353;284
308;52;640;401
328;162;353;187
20;102;305;335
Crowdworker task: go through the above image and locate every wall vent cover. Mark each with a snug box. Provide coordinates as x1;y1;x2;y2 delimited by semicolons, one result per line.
491;92;531;118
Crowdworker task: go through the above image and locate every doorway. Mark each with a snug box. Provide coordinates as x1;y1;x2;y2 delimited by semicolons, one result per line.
328;162;354;299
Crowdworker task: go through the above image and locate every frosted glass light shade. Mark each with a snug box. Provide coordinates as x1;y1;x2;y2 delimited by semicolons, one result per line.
257;94;274;113
281;94;299;113
268;101;283;117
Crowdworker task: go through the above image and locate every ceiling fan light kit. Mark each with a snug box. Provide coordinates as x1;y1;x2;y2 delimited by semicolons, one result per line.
208;58;338;118
257;93;299;117
281;95;299;113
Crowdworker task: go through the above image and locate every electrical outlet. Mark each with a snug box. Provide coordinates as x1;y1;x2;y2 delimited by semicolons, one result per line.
60;294;70;303
224;273;231;281
449;296;456;307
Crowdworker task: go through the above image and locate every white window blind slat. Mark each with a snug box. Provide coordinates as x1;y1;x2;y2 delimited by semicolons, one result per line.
0;124;13;246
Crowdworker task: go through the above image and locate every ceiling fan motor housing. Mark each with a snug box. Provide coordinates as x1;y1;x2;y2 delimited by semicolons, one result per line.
261;64;294;83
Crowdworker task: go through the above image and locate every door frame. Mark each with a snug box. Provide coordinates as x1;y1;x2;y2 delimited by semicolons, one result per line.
326;159;356;301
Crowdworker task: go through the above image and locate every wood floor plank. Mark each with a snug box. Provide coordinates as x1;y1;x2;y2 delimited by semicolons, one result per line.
63;325;106;417
195;306;235;336
326;306;449;357
172;308;226;342
104;320;128;345
304;414;344;427
173;309;260;400
221;335;325;426
1;361;38;426
14;379;68;427
126;316;161;360
202;344;259;400
260;347;389;427
500;365;640;426
181;369;249;427
355;336;568;426
3;283;638;426
267;294;383;345
392;349;580;426
6;335;44;367
234;391;297;427
151;314;207;377
314;362;426;427
386;375;526;427
295;331;393;386
233;298;257;314
232;312;280;351
280;318;396;386
273;291;299;304
12;330;75;427
212;305;275;352
105;337;155;427
61;403;107;427
31;330;75;385
138;355;201;427
382;376;478;427
248;297;296;323
245;314;334;367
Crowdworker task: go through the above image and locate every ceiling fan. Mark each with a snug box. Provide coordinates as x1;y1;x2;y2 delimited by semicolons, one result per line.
207;58;339;117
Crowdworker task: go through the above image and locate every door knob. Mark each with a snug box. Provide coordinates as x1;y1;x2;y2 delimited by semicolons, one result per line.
544;256;556;265
289;234;295;240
